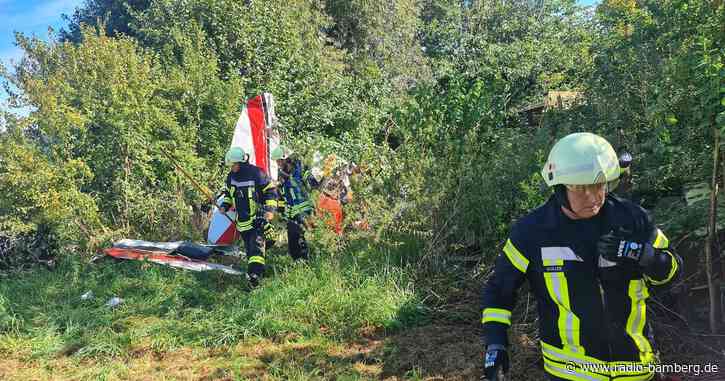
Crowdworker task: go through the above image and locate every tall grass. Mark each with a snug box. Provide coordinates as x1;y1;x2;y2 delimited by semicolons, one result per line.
0;234;424;364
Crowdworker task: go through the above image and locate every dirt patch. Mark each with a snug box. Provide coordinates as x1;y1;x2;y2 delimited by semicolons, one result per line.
378;324;481;380
653;321;725;381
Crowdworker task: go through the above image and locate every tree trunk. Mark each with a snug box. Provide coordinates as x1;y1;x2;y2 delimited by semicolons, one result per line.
706;125;722;333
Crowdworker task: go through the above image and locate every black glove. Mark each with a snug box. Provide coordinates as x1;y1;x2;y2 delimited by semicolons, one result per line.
483;345;509;381
263;221;275;242
597;229;655;267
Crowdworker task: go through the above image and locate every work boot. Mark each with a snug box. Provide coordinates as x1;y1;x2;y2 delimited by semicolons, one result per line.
246;273;261;289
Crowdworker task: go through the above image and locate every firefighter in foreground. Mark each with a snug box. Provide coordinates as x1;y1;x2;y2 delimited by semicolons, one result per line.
271;146;317;260
218;147;277;287
481;133;682;381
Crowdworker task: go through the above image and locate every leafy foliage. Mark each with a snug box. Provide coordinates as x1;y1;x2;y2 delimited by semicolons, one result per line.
588;0;724;200
1;0;723;377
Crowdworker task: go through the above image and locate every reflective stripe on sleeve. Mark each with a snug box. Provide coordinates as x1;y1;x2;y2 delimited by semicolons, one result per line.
503;239;529;273
481;308;512;325
248;256;265;265
626;279;652;354
644;250;678;286
652;229;669;249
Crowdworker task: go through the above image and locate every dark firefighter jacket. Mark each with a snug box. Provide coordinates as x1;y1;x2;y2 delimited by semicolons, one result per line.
481;195;681;381
220;163;277;232
277;160;318;219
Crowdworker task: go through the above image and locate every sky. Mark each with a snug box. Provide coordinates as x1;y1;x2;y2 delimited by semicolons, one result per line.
0;0;85;115
0;0;599;117
0;0;85;69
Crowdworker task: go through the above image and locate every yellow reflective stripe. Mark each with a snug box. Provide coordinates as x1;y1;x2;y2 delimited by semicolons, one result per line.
611;373;654;381
503;239;529;273
265;199;277;207
644;250;679;286
626;280;652;354
290;202;312;212
541;341;604;366
608;359;655;380
543;361;608;381
262;182;275;192
291;201;312;208
542;342;607;381
236;219;254;232
541;341;654;380
543;269;583;354
228;187;236;209
646;229;677;286
652;229;669;249
288;201;313;217
248;187;256;216
543;258;563;267
248;256;265;265
481;308;512;325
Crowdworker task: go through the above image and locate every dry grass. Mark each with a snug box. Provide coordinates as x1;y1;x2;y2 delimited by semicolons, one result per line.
0;338;386;381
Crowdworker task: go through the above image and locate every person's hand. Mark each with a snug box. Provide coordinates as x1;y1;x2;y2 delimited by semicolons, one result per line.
597;229;654;266
482;345;508;381
264;211;274;222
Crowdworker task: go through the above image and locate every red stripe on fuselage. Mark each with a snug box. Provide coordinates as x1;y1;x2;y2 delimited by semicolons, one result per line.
247;96;268;174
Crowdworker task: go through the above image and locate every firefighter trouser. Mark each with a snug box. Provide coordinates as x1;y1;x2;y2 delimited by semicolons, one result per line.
287;217;308;260
547;369;658;380
241;227;265;276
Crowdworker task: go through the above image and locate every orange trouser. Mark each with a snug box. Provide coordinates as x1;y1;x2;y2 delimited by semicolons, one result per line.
317;194;343;235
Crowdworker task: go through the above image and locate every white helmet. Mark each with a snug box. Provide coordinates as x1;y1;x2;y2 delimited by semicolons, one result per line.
271;146;294;161
225;147;247;165
542;132;620;187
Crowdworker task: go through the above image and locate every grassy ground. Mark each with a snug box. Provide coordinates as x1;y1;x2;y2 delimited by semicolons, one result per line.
0;229;434;381
1;229;722;381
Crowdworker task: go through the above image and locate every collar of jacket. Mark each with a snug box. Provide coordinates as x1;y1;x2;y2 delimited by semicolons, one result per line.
539;194;618;231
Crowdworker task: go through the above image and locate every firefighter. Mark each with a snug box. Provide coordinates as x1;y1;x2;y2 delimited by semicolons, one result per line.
219;147;278;288
271;146;317;260
317;159;356;235
481;132;682;381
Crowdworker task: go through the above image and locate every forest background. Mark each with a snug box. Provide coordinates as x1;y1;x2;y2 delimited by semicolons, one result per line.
0;0;724;380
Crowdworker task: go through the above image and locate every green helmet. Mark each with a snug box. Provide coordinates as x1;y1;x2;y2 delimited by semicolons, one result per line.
225;147;247;165
541;132;620;187
271;146;293;161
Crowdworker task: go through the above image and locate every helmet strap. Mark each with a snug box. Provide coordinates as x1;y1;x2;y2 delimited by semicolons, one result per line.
554;185;578;218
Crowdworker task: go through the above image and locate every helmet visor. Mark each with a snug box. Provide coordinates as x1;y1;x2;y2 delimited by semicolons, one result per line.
565;178;620;194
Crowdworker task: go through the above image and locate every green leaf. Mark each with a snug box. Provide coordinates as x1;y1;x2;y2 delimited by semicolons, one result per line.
665;114;678;126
